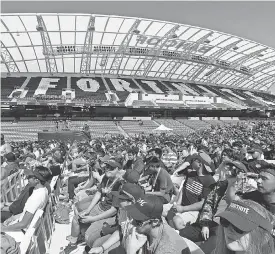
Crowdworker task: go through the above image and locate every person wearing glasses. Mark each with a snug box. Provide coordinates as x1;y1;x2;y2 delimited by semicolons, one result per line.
212;199;275;254
124;195;192;254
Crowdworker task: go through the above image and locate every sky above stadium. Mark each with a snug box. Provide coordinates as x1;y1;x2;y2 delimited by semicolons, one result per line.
2;1;275;49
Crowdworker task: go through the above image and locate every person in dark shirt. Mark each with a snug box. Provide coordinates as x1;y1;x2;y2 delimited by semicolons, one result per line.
172;152;215;230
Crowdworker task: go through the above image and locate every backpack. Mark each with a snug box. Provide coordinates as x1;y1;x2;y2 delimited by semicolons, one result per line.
53;203;70;224
1;232;20;254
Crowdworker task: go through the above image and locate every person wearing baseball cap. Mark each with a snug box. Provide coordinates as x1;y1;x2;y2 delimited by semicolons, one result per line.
213;199;274;254
124;195;192;254
226;163;275;216
1;166;51;241
86;183;145;253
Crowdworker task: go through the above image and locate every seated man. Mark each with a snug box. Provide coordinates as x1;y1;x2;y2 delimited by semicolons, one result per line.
142;156;174;204
172;152;215;230
65;159;125;252
87;182;145;253
124;195;192;254
1;166;51;243
124;147;144;175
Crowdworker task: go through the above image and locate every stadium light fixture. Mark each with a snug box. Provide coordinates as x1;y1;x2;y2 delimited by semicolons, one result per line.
233;46;239;50
133;29;140;34
88;26;95;31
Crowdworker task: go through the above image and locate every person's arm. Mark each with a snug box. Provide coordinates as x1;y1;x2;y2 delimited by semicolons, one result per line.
86;191;102;213
173;162;190;175
82;207;117;223
1;211;33;231
176;200;204;213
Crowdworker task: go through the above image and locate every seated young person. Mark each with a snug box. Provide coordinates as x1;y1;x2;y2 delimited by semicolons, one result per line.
87;182;145;253
142;156;174;204
0;166;51;242
65;159;125;252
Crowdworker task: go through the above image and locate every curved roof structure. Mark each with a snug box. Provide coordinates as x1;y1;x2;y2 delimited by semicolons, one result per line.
1;13;275;91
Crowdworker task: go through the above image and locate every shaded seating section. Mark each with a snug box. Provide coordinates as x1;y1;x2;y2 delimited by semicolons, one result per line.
211;102;232;109
120;120;159;136
232;89;266;108
177;119;211;131
154;119;194;136
72;93;108;103
1;77;27;99
252;91;275;108
116;91;130;102
132;100;156;107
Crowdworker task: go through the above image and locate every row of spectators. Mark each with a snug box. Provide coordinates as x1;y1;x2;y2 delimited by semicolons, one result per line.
1;120;275;254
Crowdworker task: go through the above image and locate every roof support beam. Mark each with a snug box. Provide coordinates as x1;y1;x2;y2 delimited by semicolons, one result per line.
1;41;20;73
109;19;141;75
189;39;242;81
134;24;180;77
247;75;274;89
36;15;58;73
80;15;95;74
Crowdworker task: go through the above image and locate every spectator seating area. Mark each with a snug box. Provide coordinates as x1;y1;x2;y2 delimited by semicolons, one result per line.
132;100;156;107
154;119;195;136
2;76;275;108
177;119;211;131
1;169;61;254
119;120;159;136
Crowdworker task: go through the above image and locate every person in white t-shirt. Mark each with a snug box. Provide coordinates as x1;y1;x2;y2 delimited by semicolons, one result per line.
1;166;51;242
0;134;12;158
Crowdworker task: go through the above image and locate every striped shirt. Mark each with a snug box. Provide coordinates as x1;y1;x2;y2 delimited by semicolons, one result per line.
162;152;178;167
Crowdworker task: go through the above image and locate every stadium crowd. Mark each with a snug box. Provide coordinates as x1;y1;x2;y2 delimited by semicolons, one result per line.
1;120;275;254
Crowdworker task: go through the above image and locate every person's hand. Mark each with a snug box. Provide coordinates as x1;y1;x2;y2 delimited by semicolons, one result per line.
88;246;104;254
201;226;210;240
79;215;94;223
79;210;89;217
125;227;147;254
92;171;101;180
173;171;179;177
173;204;186;213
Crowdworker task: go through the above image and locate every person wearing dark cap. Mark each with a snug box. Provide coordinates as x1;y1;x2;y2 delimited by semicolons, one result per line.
243;144;270;174
212;199;274;254
1;152;19;180
1;166;51;242
87;183;145;253
124;195;191;254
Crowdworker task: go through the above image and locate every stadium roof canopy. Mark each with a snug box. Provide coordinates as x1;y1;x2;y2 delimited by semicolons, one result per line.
1;13;275;91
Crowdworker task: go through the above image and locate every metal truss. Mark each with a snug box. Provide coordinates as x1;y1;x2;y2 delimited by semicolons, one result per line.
1;41;20;73
36;15;58;73
134;24;180;77
251;60;275;74
80;15;95;74
163;31;213;80
211;47;266;85
187;39;242;81
247;75;274;89
109;19;141;75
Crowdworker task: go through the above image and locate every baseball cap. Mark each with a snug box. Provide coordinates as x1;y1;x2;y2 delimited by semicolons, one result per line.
111;183;145;207
216;200;272;233
247;145;263;154
125;195;163;221
104;159;122;169
191;151;215;173
5;152;16;162
24;168;48;182
226;161;247;173
123;169;140;183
